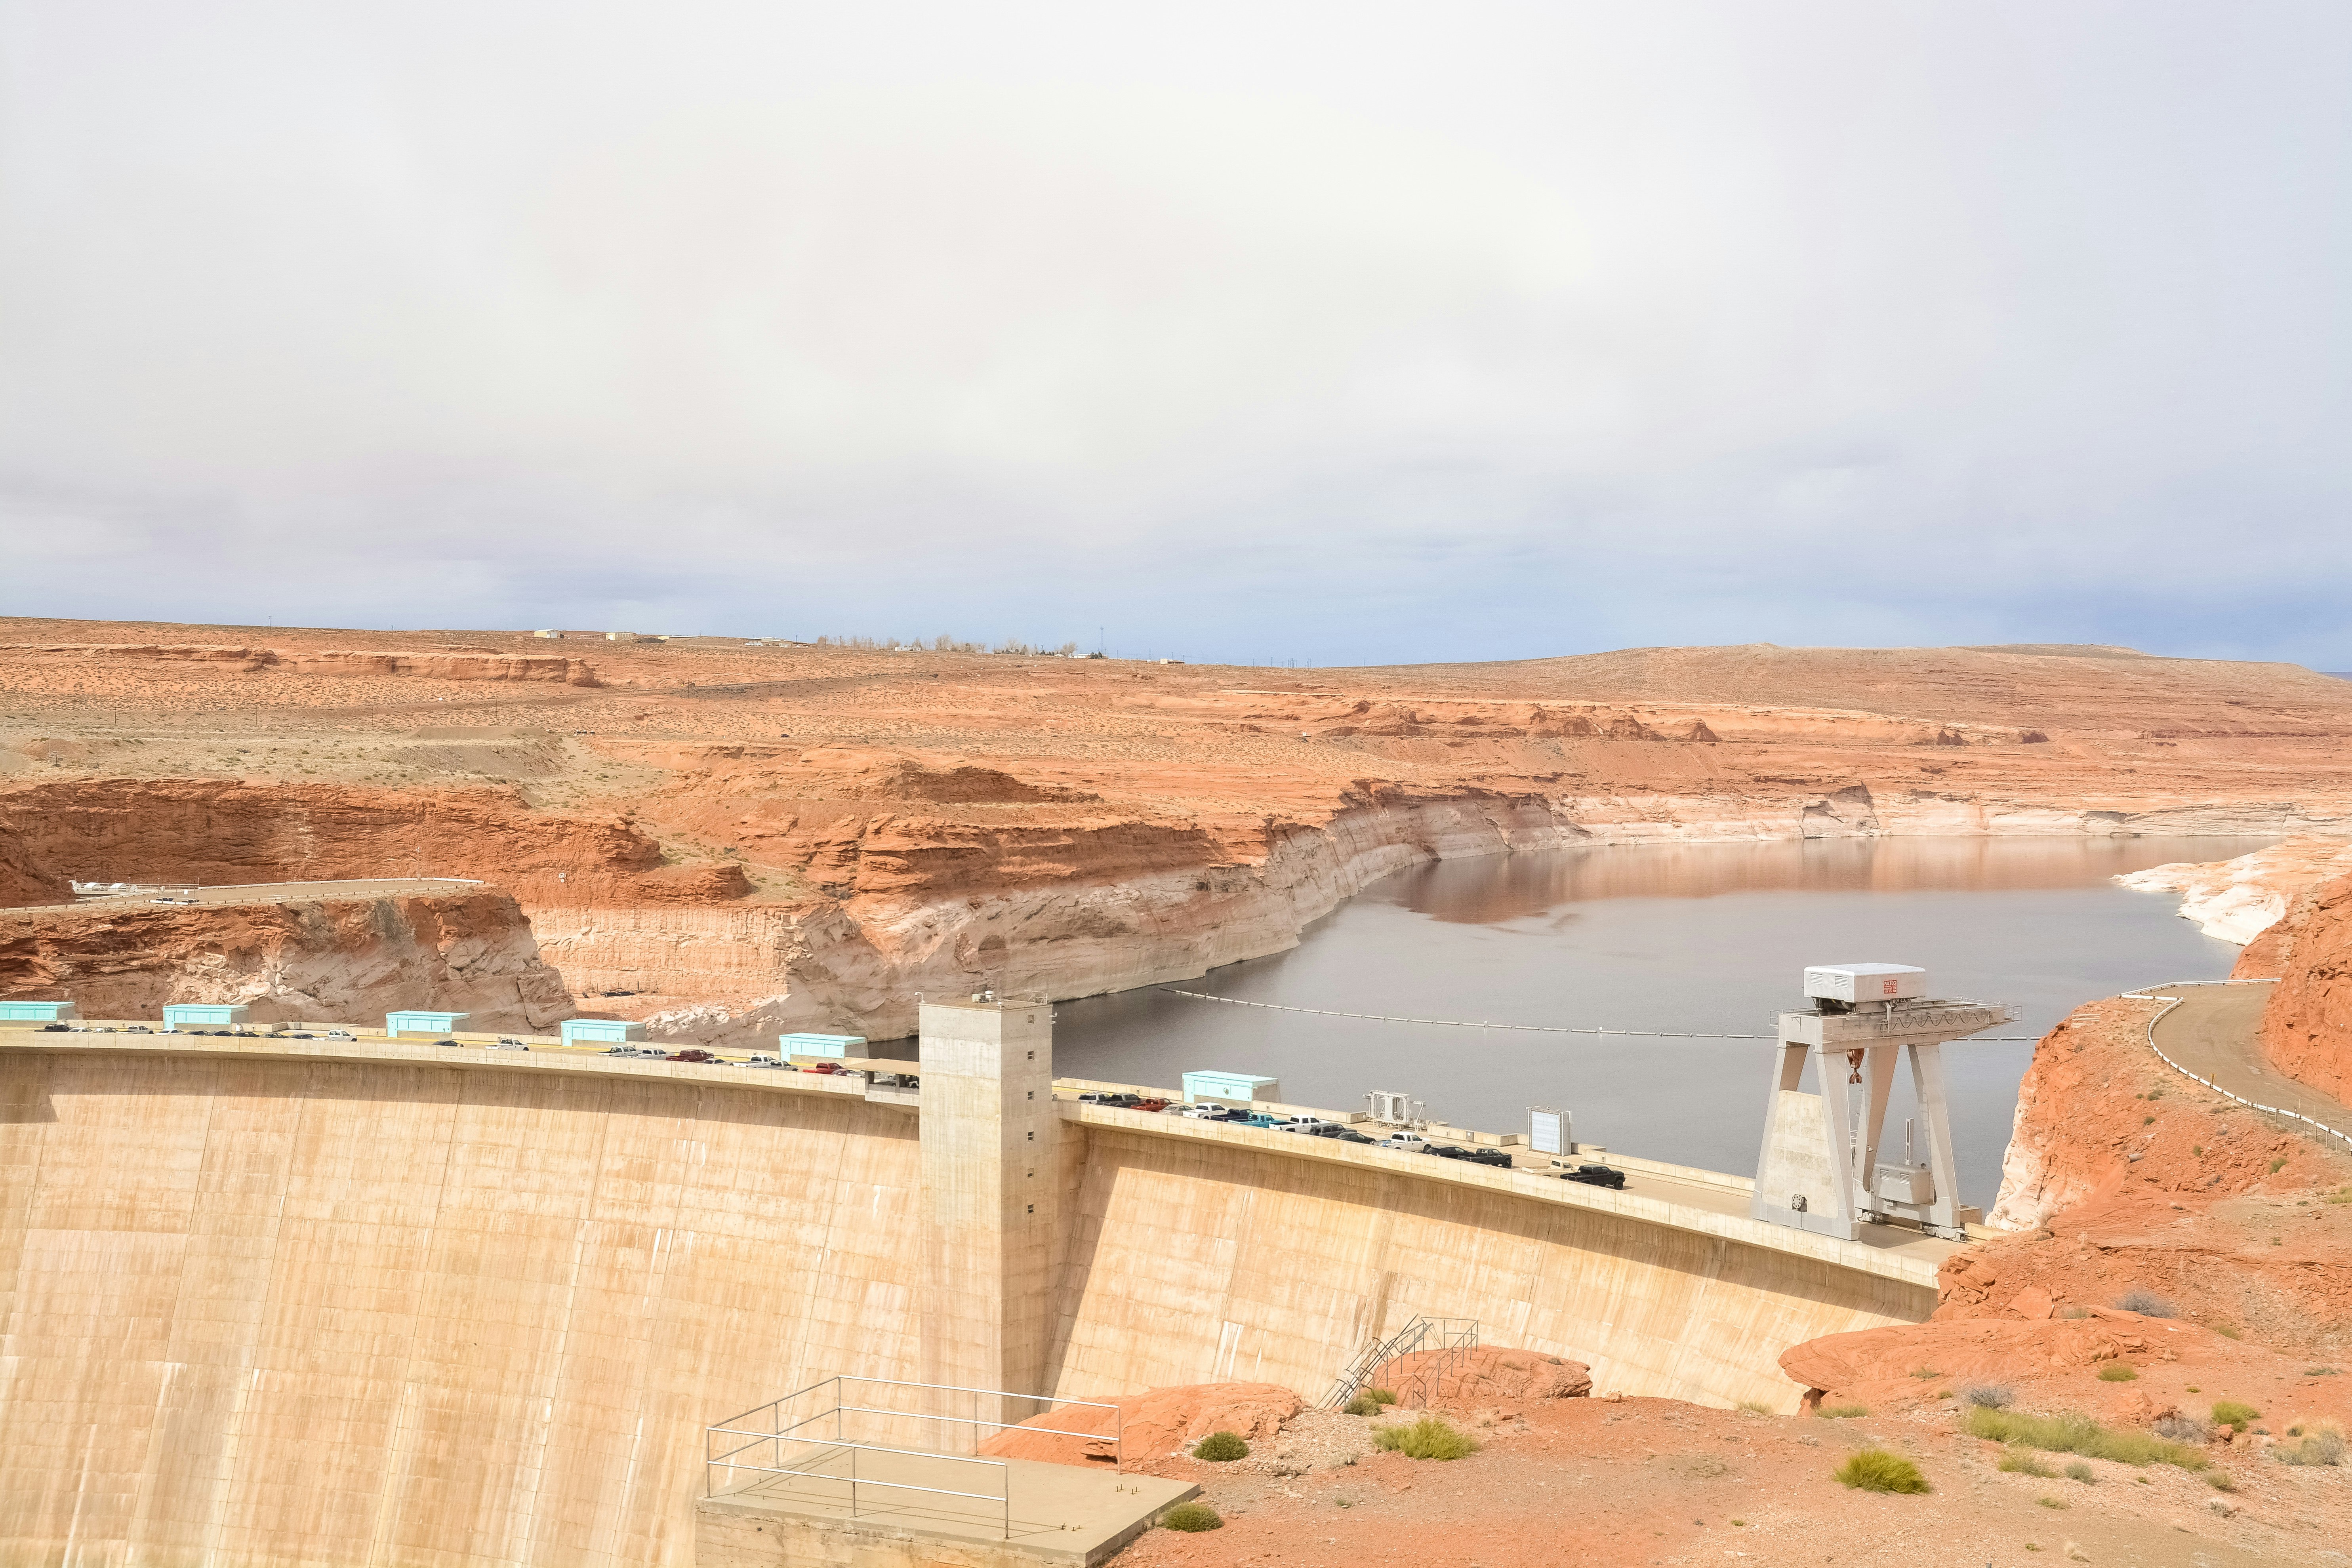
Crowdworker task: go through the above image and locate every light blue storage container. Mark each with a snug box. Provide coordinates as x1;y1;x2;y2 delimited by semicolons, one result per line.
560;1018;646;1045
0;1000;77;1022
386;1010;471;1037
1182;1070;1280;1105
163;1003;249;1029
778;1032;867;1059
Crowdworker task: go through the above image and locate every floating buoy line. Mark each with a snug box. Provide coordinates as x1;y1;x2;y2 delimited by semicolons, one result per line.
1153;986;2038;1042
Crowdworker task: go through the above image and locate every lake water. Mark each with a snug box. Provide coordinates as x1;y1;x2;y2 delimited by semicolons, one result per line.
1053;836;2270;1208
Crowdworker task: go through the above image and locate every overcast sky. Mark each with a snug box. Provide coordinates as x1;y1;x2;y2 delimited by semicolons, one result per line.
3;3;2348;668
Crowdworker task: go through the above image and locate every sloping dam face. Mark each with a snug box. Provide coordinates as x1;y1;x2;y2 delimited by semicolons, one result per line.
0;1036;1938;1566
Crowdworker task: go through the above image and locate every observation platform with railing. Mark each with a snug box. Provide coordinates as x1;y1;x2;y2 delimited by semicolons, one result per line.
700;1375;1194;1567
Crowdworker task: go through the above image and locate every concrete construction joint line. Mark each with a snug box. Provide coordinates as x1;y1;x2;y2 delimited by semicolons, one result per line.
2125;980;2352;1153
1155;985;2039;1042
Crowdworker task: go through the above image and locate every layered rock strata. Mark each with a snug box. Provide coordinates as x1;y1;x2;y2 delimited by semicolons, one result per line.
0;886;571;1030
10;623;2352;1041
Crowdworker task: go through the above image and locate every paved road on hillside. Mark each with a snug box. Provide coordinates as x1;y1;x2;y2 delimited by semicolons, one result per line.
2145;980;2352;1145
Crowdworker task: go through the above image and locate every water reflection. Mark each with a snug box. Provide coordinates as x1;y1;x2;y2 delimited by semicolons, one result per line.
1054;836;2270;1206
1384;836;2222;925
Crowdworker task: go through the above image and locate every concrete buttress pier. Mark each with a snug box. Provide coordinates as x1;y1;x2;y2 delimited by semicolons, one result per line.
918;998;1062;1412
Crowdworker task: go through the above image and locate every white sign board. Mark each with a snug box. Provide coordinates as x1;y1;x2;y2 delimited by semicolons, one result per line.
1529;1107;1567;1156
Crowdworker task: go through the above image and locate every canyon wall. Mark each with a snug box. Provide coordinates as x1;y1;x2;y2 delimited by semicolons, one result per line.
10;628;2352;1047
2251;869;2352;1105
0;888;573;1031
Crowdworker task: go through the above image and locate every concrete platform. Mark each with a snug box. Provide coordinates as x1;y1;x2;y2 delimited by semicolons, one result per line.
700;1447;1196;1568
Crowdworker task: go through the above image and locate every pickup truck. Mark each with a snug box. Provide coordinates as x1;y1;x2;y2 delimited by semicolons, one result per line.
1560;1164;1628;1190
1425;1143;1516;1169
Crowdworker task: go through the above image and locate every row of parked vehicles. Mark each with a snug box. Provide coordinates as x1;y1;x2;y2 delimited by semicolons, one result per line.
1073;1093;1628;1187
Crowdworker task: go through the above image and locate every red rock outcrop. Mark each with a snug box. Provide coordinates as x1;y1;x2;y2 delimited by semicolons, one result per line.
0;887;572;1029
1365;1346;1593;1408
978;1382;1302;1467
0;643;600;684
2251;870;2352;1104
0;778;679;907
1781;1313;2352;1429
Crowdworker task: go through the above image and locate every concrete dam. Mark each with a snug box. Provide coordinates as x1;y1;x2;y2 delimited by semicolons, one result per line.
0;1001;1957;1566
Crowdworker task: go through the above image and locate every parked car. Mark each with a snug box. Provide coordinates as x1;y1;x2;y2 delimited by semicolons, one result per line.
800;1059;842;1074
667;1048;716;1063
1296;1123;1376;1144
1378;1131;1430;1151
1426;1143;1515;1169
1561;1164;1627;1189
1274;1116;1338;1134
40;1023;69;1032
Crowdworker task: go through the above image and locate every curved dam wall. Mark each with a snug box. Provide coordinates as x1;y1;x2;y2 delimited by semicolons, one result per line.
1051;1121;1933;1413
0;1030;1938;1566
0;1046;924;1568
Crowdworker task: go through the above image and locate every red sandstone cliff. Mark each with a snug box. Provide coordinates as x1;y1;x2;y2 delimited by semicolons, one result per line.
10;621;2352;1042
2247;871;2352;1105
0;888;572;1029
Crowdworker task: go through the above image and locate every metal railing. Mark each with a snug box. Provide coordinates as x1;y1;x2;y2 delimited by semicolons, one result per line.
1323;1316;1480;1409
2125;980;2352;1153
705;1375;1123;1540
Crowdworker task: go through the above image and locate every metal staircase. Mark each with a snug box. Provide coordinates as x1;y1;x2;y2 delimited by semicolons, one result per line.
1322;1315;1479;1409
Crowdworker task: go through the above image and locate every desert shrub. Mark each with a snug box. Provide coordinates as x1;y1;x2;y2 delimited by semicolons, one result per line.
1961;1384;2014;1409
1962;1407;2206;1470
2036;1495;2067;1509
2064;1461;2095;1483
1191;1431;1249;1462
1820;1404;1869;1419
2207;1472;2236;1491
1160;1502;1223;1532
2213;1323;2243;1340
1736;1399;1775;1416
1366;1387;1399;1406
1343;1393;1386;1416
2098;1365;2139;1382
2114;1289;2175;1318
2210;1401;2260;1433
1835;1450;1928;1494
2274;1429;2345;1467
2000;1448;2058;1477
2154;1416;2212;1444
2306;1367;2342;1377
1372;1416;1480;1460
1909;1366;1942;1379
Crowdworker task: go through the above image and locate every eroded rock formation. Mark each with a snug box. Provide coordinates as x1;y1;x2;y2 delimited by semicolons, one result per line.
0;886;572;1029
2250;871;2352;1105
9;621;2352;1041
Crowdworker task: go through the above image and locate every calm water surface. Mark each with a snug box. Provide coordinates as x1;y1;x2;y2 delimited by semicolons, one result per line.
1054;837;2270;1207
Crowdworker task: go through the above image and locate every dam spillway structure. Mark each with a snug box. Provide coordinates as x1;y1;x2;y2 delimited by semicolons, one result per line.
0;988;1980;1567
1752;963;2013;1242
